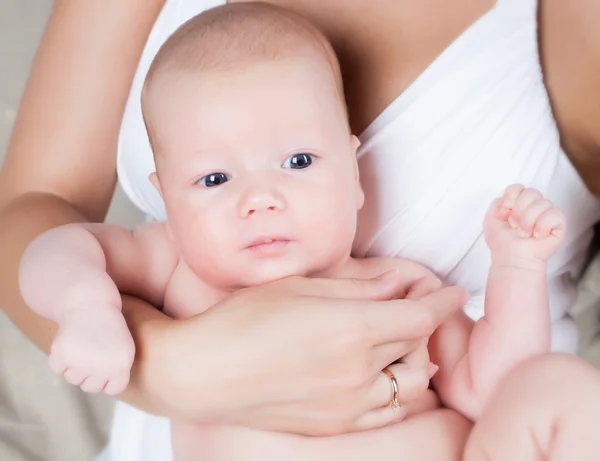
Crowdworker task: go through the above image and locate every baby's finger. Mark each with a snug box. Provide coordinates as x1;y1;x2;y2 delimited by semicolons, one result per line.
509;188;542;228
488;198;509;221
501;184;525;210
515;198;552;238
534;208;567;240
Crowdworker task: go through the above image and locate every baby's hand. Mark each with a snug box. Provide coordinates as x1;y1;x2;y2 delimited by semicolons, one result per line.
49;307;135;396
484;184;566;265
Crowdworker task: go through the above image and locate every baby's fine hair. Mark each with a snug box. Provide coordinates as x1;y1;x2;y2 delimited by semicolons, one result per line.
141;2;347;157
144;2;342;90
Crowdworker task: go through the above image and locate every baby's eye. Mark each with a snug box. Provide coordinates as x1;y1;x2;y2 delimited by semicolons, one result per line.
197;172;229;187
282;153;315;170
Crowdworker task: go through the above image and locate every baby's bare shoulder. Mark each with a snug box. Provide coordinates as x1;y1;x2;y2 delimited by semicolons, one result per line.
131;222;177;256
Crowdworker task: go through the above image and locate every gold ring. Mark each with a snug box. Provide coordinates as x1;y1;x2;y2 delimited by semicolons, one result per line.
382;367;401;409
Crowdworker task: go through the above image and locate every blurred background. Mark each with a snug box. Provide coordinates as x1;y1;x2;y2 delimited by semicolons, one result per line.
1;1;143;460
1;1;599;460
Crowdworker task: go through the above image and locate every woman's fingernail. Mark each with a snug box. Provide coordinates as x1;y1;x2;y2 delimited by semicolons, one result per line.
428;363;439;379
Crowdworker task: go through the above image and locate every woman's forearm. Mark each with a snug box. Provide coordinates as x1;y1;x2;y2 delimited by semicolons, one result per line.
118;294;176;416
0;193;84;352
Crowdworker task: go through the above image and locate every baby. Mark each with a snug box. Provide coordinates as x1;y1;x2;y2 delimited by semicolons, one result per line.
19;3;567;460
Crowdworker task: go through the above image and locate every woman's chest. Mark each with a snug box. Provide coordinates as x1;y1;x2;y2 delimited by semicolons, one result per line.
229;0;496;134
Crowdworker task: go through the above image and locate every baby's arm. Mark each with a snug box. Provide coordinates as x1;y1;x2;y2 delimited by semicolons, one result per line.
430;185;566;419
18;222;178;394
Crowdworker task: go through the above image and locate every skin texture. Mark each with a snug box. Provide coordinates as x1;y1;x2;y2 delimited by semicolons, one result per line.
1;0;600;437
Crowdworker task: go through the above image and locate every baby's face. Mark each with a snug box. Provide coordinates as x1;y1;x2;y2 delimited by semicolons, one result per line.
148;58;363;289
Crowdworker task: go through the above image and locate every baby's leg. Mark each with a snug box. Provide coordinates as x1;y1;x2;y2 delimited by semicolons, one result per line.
465;354;600;461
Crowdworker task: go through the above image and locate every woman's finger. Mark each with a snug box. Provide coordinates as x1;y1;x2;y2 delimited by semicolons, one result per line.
352;388;440;432
371;340;422;370
362;286;468;345
365;363;431;411
272;270;416;301
404;276;443;300
401;338;431;368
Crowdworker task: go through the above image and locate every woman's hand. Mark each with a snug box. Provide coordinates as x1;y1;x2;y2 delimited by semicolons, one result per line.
149;272;466;436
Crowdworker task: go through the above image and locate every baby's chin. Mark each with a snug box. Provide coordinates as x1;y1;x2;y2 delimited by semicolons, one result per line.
202;252;350;290
235;261;311;288
208;258;324;290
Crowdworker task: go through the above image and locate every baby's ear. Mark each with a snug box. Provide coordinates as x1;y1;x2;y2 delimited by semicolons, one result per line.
149;172;163;197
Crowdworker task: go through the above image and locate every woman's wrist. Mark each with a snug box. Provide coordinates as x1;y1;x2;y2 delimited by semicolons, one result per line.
118;294;178;417
119;295;235;422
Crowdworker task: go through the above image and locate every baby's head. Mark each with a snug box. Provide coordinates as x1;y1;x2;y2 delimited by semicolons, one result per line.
142;2;363;289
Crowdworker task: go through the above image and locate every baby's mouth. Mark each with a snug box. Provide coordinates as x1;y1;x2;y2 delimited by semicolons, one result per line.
245;236;291;254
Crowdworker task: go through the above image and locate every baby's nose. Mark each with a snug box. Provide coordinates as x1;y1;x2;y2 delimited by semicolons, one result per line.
238;186;286;218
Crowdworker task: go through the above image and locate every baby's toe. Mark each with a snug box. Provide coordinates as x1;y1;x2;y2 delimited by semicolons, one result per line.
104;373;130;396
80;376;108;394
49;351;67;375
63;367;87;386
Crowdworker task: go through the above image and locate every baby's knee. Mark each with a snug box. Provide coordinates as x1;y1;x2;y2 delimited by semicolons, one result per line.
502;353;600;409
404;409;472;461
515;353;596;384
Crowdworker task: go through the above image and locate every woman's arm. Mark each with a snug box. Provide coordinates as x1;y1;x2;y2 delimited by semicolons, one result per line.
0;0;167;397
539;0;600;194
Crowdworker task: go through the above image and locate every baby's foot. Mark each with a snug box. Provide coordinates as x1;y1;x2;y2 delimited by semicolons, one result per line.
49;307;135;395
483;184;566;265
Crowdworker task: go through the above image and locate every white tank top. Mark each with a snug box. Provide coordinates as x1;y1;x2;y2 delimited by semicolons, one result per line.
109;0;600;458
